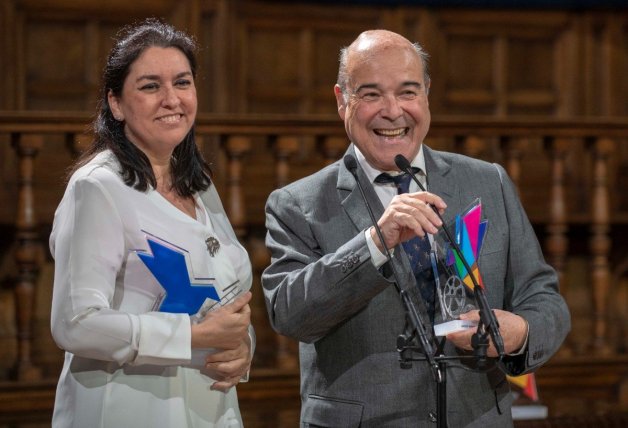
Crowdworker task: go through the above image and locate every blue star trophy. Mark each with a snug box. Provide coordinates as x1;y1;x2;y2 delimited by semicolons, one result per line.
137;233;243;323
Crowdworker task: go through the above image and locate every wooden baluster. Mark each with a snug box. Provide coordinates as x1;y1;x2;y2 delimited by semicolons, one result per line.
501;137;527;189
66;132;92;157
588;137;614;355
195;134;205;153
272;136;300;370
10;133;43;380
319;136;348;165
544;137;572;355
222;135;277;370
222;136;250;239
457;135;487;160
275;136;299;188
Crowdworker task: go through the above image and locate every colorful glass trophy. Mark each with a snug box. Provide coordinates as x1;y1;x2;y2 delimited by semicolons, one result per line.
431;198;487;336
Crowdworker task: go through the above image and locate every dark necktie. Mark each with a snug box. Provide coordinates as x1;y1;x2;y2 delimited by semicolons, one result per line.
374;170;435;321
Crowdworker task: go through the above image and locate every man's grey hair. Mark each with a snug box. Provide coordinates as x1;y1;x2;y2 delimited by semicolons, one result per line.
337;41;430;102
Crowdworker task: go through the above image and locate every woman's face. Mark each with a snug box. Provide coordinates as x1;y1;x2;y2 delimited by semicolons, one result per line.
108;46;197;162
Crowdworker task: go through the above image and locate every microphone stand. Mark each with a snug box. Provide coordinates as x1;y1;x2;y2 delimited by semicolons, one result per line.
343;155;441;384
394;154;505;361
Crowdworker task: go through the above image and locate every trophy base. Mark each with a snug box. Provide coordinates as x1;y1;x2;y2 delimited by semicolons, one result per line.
434;319;477;336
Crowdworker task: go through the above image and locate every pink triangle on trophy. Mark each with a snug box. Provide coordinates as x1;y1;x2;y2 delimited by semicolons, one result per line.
463;203;482;257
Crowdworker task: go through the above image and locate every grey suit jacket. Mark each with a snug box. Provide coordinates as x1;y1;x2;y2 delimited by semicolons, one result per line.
262;144;570;428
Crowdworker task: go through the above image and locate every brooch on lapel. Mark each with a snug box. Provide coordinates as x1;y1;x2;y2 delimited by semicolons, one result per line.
205;236;221;257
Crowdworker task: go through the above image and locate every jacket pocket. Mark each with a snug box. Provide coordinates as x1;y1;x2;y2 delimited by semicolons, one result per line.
302;394;363;428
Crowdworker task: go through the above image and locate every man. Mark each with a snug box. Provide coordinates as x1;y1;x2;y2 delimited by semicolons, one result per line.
261;29;570;427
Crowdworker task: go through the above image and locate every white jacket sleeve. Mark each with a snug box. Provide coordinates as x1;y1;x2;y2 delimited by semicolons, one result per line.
50;175;191;366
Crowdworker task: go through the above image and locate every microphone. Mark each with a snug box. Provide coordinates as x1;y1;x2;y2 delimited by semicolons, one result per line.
343;154;439;377
394;153;505;359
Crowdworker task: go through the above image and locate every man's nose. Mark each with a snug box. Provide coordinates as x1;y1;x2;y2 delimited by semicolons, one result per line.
380;95;403;119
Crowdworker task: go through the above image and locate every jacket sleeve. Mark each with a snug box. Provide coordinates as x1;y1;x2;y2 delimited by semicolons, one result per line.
261;186;392;343
50;175;192;366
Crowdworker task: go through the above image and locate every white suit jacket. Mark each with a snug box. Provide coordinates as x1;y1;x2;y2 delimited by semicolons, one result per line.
50;150;252;428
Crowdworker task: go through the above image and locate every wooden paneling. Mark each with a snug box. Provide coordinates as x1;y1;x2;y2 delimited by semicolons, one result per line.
2;1;627;115
413;10;576;116
1;0;628;423
227;2;385;114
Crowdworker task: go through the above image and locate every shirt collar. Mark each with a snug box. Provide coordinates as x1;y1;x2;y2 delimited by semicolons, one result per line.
354;144;426;184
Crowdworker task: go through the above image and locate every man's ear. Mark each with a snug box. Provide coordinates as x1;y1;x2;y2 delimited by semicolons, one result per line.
107;90;124;121
334;84;346;120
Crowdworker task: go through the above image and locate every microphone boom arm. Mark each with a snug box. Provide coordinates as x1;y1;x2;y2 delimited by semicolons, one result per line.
343;155;441;379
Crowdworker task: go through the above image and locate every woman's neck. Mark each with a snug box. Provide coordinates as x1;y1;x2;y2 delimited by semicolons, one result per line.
151;159;197;220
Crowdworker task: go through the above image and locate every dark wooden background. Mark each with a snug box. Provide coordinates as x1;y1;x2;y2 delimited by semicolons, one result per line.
0;0;627;426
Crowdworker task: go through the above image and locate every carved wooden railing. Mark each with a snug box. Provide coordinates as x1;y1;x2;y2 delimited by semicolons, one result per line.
1;112;627;386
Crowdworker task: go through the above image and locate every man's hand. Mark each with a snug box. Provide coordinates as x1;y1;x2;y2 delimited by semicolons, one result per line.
370;191;447;252
447;309;529;357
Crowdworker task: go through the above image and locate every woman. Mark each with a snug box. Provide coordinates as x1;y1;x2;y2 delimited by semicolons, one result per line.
50;19;253;427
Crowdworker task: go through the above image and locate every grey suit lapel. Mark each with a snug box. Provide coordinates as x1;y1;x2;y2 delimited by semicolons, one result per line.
423;145;462;226
337;145;385;233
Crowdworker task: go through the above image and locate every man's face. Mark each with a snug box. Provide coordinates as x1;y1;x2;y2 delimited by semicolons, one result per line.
335;45;430;171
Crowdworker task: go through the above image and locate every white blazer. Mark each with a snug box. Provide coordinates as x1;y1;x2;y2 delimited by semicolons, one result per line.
50;150;252;428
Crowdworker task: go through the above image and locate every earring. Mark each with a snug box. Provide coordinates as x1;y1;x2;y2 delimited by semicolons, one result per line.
114;116;123;121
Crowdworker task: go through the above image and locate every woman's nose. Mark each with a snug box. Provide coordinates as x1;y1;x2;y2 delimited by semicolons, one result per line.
161;85;181;108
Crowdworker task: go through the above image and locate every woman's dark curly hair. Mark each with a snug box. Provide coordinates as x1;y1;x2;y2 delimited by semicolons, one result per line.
72;18;211;196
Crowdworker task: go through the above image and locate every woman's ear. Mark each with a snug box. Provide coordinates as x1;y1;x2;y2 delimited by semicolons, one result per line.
108;90;124;121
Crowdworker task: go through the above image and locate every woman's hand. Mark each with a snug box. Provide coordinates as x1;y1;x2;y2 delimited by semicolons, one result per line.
205;333;252;392
191;291;252;350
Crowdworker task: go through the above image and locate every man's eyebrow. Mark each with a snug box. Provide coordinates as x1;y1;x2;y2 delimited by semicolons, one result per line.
354;83;379;93
354;81;423;93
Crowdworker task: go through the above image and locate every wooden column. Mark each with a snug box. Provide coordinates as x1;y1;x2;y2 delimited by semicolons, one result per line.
66;132;92;157
272;136;300;370
319;136;348;165
588;137;614;355
10;133;43;381
222;135;251;238
544;137;572;355
457;135;488;161
501;137;528;189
